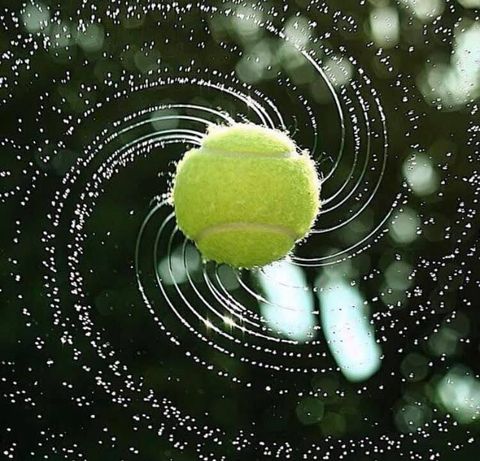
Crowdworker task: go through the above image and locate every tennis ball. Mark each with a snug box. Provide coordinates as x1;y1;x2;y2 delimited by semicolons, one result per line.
171;123;321;268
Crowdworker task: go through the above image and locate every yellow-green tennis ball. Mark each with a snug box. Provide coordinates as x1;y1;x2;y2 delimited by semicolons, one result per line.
171;123;321;269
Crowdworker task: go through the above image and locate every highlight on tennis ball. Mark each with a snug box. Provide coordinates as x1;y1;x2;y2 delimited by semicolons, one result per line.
171;123;321;269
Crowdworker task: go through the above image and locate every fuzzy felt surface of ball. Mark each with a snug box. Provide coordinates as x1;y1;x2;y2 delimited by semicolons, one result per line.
172;123;321;269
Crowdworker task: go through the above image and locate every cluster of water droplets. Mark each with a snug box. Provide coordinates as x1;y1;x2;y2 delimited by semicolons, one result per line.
1;0;480;459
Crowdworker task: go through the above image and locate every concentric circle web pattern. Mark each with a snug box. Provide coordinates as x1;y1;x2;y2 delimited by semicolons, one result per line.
1;1;479;460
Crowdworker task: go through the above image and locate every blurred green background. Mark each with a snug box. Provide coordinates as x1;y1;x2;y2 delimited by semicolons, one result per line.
1;0;479;459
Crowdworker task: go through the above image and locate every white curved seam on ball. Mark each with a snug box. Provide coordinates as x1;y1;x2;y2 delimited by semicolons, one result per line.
194;222;298;244
199;147;298;159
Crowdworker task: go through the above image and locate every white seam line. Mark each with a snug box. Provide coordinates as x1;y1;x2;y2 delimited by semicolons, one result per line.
199;147;298;159
194;222;298;244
